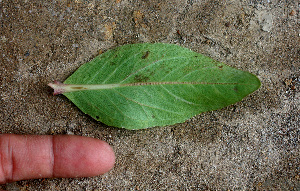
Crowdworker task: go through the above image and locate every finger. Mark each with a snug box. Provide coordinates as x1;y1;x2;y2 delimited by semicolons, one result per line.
0;134;115;184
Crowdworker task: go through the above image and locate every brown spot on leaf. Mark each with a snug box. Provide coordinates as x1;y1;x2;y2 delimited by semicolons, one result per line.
71;87;87;90
134;74;150;82
233;86;238;92
142;51;150;59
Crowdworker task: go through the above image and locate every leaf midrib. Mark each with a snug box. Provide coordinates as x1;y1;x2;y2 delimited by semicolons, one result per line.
61;81;255;93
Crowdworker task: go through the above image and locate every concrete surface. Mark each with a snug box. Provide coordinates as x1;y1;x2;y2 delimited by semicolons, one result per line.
1;0;299;190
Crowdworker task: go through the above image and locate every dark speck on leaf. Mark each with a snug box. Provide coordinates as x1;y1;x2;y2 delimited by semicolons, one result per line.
142;51;150;59
95;116;100;119
134;74;150;82
233;86;238;92
71;87;87;90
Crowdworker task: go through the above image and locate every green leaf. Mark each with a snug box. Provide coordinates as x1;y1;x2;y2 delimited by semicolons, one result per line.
49;43;261;130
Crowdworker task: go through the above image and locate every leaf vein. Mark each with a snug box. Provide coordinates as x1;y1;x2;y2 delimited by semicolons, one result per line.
160;85;198;105
87;55;115;83
120;56;190;83
112;89;182;115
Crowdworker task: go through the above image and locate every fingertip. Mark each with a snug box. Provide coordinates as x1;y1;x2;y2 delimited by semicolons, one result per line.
53;135;115;178
92;139;116;174
83;138;115;175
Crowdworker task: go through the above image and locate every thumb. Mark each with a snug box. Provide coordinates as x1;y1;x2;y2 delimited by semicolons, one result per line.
0;134;115;184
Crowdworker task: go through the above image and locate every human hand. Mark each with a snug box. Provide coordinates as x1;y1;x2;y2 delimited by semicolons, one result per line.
0;134;115;184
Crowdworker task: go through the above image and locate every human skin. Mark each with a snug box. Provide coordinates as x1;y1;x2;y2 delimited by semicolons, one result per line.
0;134;115;184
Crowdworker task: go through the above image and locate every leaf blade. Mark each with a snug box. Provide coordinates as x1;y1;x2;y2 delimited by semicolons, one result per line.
57;43;260;129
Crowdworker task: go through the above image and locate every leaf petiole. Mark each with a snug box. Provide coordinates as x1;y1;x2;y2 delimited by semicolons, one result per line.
48;81;121;95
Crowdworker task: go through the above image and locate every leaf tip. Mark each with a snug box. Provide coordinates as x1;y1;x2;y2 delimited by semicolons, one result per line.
48;81;65;95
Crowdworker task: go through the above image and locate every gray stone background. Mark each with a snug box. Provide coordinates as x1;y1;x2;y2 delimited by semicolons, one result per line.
1;0;299;190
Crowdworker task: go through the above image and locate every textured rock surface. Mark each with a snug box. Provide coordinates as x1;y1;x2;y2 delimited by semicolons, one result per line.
1;0;299;190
